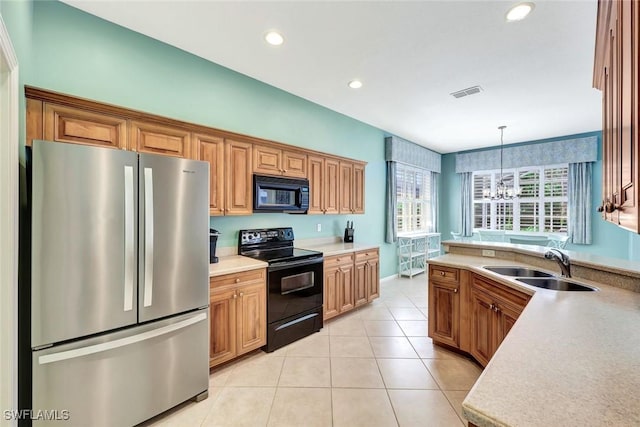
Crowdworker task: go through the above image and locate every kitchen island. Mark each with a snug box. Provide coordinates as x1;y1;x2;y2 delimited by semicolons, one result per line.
430;241;640;427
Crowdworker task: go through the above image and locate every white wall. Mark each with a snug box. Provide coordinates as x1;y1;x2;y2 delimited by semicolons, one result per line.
0;13;19;427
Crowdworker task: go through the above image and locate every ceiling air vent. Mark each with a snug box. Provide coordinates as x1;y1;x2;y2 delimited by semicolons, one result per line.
450;85;483;99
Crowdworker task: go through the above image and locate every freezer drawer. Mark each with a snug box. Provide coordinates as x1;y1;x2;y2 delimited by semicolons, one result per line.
32;310;209;427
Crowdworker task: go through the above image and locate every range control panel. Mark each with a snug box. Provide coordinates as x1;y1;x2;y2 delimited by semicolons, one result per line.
239;227;295;246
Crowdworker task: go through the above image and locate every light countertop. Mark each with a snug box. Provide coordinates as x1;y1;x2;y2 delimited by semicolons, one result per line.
428;254;640;427
299;241;379;257
209;255;267;277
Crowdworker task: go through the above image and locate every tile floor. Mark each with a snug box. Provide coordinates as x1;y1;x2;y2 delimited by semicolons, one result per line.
141;275;482;427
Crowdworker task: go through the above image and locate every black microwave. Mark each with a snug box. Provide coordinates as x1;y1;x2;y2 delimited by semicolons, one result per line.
253;174;310;213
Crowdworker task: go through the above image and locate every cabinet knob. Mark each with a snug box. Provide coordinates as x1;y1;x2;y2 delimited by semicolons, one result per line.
239;292;244;298
489;303;495;310
232;293;237;299
235;278;240;283
440;271;445;276
453;288;458;293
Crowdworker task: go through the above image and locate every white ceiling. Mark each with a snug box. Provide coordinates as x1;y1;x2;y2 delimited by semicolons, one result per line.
61;0;602;153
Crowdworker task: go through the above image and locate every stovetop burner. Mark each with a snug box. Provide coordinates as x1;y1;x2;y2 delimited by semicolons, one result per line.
238;227;322;264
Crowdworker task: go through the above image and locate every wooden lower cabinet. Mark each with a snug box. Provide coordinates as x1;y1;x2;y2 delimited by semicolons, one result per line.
428;265;529;366
428;265;464;349
209;269;266;368
324;249;379;321
354;249;380;307
324;254;354;320
469;274;530;367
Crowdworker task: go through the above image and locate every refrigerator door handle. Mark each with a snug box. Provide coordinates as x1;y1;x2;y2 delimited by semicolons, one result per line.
143;167;154;307
123;166;135;312
37;312;207;365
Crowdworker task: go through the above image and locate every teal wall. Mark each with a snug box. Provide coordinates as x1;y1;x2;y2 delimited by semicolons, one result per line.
2;0;396;276
439;131;639;261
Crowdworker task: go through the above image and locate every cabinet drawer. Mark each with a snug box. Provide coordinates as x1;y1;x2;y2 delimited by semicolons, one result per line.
324;254;355;269
429;265;459;283
355;249;379;262
471;274;530;310
210;268;266;290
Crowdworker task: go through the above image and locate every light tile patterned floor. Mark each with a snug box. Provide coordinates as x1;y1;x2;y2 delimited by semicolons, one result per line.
140;275;482;427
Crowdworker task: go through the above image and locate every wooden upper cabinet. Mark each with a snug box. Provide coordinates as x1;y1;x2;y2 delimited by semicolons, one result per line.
195;133;225;216
353;163;365;214
594;0;639;232
41;103;127;149
130;120;192;158
308;155;324;214
339;162;354;214
325;159;340;214
253;144;307;178
225;140;253;215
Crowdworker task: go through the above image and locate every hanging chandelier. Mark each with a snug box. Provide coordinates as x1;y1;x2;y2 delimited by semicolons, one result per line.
483;125;521;200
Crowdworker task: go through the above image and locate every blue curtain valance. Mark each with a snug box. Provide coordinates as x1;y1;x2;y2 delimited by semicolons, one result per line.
455;136;598;173
385;136;441;173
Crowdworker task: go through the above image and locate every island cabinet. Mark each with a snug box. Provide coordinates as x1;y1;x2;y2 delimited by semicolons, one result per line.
594;0;640;232
253;144;307;178
469;274;530;367
354;249;380;307
428;265;470;351
323;254;355;320
209;268;266;368
308;155;340;215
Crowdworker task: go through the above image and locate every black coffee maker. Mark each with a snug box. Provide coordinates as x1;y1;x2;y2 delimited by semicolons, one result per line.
209;229;221;263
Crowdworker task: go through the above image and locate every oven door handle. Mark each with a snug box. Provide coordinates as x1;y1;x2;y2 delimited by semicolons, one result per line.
269;256;324;271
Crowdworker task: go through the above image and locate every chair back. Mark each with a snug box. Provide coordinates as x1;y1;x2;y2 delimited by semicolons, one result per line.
478;229;506;242
509;237;549;247
547;235;569;249
450;232;462;240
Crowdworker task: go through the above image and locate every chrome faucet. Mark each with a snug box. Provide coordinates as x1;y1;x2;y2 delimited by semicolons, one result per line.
544;249;571;278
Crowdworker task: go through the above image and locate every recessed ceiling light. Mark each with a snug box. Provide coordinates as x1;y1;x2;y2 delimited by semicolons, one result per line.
348;80;363;89
264;31;284;46
506;2;535;22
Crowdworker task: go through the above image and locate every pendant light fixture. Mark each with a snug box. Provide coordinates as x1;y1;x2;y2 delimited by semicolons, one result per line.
483;126;521;200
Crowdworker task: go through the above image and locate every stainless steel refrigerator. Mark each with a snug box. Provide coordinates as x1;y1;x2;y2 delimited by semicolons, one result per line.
24;140;210;426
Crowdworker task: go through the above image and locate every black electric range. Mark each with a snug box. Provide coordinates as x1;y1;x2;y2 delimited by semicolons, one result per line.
238;228;324;352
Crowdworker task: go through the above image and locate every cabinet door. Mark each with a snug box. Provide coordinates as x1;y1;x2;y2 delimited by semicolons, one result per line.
354;260;368;307
253;145;282;175
210;289;237;367
43;103;127;150
324;159;340;214
237;283;266;354
428;280;460;348
366;255;380;301
353;163;365;214
338;263;355;313
496;302;521;347
323;265;340;320
339;162;354;214
470;289;494;367
130;120;191;158
225;140;253;215
282;151;307;178
308;156;324;214
195;134;225;216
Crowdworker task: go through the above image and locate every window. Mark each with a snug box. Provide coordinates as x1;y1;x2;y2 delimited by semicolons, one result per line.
472;165;568;233
396;163;433;234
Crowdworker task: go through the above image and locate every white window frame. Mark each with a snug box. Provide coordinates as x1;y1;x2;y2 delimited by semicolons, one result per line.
396;163;433;235
472;164;569;234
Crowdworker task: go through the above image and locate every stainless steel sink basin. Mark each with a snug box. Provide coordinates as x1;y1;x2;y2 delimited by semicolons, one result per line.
482;266;555;278
515;277;598;292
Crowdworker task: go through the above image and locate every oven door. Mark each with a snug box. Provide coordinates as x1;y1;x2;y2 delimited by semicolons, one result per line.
267;257;323;323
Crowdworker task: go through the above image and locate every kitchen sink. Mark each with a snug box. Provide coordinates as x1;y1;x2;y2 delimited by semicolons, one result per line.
482;266;555;278
515;277;598;292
